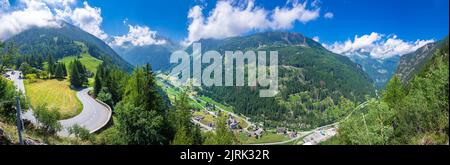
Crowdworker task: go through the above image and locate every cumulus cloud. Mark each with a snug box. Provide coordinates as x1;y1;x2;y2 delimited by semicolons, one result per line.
70;1;107;40
0;0;108;41
324;12;333;19
183;0;321;46
271;1;320;29
0;0;61;40
111;24;167;47
323;32;434;59
184;0;269;45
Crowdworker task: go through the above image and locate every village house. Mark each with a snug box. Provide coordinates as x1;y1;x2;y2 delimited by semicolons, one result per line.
194;116;204;122
276;127;287;135
227;116;239;129
288;132;298;138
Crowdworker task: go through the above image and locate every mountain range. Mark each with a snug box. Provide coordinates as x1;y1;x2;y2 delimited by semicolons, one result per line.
187;32;376;128
3;20;447;131
4;22;132;71
112;40;178;71
346;53;400;89
396;38;448;83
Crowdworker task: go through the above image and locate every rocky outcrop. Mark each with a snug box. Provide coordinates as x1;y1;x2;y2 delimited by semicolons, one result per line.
396;42;437;83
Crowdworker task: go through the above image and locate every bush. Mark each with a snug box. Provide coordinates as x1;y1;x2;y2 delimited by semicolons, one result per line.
25;74;38;83
34;104;62;139
68;124;92;143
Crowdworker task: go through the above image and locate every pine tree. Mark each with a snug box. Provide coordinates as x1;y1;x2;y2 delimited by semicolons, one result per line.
93;63;128;105
69;60;88;88
123;64;164;113
70;61;82;88
61;63;67;77
94;71;102;97
171;91;203;145
115;64;171;145
37;56;44;69
172;126;193;145
55;63;65;79
47;54;55;76
76;60;88;84
382;76;405;109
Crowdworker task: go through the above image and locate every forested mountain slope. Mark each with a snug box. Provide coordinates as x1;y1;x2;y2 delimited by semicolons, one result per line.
187;32;375;129
4;22;132;71
327;35;449;145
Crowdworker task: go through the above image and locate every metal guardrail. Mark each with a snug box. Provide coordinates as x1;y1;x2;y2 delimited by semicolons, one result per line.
90;96;113;134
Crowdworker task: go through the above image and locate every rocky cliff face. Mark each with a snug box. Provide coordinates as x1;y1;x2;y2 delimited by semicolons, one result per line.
396;42;437;83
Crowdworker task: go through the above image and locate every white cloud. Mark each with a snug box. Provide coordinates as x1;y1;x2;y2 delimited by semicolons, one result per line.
324;12;333;19
0;0;109;41
70;1;107;40
183;0;321;45
323;32;434;59
111;24;167;47
184;0;269;46
271;1;320;29
46;0;76;6
312;36;320;42
0;0;61;40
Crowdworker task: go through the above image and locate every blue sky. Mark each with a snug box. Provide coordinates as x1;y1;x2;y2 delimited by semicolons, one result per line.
0;0;448;57
88;0;449;43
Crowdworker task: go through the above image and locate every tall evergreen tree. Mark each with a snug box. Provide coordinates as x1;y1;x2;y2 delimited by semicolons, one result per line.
54;63;65;79
94;70;102;97
37;56;44;69
382;76;405;109
115;64;172;145
171;91;203;145
69;60;87;88
93;63;128;106
47;54;55;76
60;62;67;77
70;61;82;88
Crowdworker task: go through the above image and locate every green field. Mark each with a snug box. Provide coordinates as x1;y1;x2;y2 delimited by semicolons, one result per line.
24;79;82;119
158;82;204;110
59;53;103;74
239;132;289;144
59;41;102;74
60;53;102;88
199;96;234;112
197;96;249;128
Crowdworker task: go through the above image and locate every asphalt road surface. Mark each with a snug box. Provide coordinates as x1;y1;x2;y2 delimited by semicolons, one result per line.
4;71;111;137
192;119;214;131
58;88;111;136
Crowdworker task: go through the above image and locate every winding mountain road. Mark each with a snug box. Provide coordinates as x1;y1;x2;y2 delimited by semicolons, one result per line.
58;88;111;136
5;71;111;137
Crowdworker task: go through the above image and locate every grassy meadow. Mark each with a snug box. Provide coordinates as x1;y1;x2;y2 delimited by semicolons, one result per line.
24;79;82;119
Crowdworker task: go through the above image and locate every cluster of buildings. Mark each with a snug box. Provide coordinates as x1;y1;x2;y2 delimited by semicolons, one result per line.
303;128;337;145
226;116;239;130
276;127;298;139
245;125;264;138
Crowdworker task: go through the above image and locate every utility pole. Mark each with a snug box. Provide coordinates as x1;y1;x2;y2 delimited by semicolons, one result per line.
15;96;24;145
